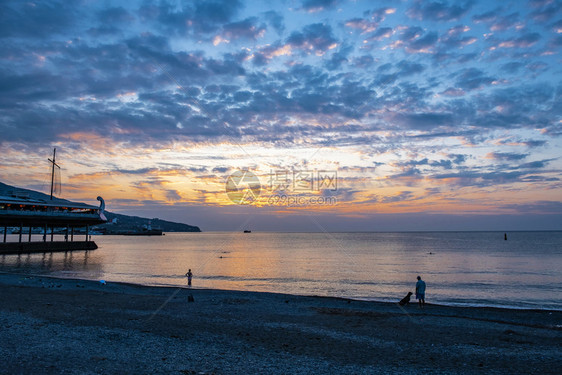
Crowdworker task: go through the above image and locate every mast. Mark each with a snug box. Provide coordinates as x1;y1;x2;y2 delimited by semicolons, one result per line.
48;148;60;200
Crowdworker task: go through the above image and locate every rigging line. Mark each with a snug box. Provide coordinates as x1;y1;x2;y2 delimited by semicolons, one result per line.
145;287;183;322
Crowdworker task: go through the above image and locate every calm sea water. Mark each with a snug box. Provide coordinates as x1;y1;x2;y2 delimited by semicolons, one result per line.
1;231;561;310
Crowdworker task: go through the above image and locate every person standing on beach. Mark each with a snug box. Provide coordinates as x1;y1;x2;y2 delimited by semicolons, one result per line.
416;276;426;309
185;269;193;287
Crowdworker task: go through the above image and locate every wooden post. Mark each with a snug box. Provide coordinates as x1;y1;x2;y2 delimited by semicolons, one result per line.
71;227;74;242
86;225;89;241
43;224;47;242
28;226;32;242
50;225;54;242
3;226;6;243
19;223;22;243
65;227;69;242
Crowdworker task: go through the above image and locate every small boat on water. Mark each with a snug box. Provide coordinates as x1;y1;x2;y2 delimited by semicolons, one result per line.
243;229;251;233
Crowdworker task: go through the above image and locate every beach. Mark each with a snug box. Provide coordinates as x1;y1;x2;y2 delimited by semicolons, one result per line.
0;272;560;374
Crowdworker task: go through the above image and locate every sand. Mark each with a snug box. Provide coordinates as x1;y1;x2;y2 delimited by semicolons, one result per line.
0;272;560;375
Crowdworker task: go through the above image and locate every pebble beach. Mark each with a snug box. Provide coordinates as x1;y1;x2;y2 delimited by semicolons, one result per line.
0;272;560;374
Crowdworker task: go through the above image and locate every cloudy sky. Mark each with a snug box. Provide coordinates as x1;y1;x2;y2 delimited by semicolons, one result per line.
0;0;561;231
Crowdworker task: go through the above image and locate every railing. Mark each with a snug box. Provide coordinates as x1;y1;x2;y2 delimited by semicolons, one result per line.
0;209;101;217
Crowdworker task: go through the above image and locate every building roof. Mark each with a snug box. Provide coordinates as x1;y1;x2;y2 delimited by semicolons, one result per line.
0;181;105;227
0;182;98;209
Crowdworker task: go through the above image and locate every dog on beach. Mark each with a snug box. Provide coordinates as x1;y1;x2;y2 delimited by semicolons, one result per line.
399;292;413;306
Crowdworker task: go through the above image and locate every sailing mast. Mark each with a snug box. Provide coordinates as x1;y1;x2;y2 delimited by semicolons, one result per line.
48;148;60;200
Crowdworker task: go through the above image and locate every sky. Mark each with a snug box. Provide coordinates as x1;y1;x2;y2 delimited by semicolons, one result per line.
0;0;561;232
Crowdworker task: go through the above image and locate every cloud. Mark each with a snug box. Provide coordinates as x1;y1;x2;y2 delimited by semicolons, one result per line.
433;170;528;186
392;156;456;172
486;152;529;161
212;167;230;174
517;158;556;170
497;32;541;48
455;68;496;90
139;0;243;35
218;17;267;43
472;10;497;24
113;168;159;175
549;34;562;48
353;55;375;68
396;60;425;76
393;112;454;130
523;140;548;148
430;159;453;169
165;189;182;202
501;201;562;214
530;2;562;22
473;11;522;31
527;62;548;72
88;7;135;36
439;25;477;49
440;87;466;96
373;73;398;86
365;27;394;43
501;61;524;73
450;154;468;164
98;6;135;24
286;23;338;55
345;18;379;34
0;0;561;232
403;30;439;53
0;0;80;38
380;191;414;203
552;19;562;32
400;26;424;41
263;10;285;35
395;159;429;167
407;0;473;22
193;0;244;27
495;138;547;148
323;44;353;70
301;0;339;13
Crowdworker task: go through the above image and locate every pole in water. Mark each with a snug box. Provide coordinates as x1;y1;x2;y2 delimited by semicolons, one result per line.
504;233;507;241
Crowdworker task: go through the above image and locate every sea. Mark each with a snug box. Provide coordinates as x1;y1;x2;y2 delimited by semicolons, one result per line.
1;231;561;310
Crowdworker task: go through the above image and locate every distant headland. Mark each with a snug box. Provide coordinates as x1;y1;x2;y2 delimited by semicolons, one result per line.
99;211;201;234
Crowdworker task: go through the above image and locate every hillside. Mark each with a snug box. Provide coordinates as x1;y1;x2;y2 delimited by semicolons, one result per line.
97;211;201;233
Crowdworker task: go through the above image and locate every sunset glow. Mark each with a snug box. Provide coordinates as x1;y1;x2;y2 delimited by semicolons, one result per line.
0;0;561;231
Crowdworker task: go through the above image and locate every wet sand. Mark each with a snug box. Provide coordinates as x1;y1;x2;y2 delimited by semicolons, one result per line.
0;272;560;374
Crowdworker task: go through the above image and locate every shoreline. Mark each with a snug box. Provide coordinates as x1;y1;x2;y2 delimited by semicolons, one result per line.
1;271;561;374
3;272;560;327
2;270;560;312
